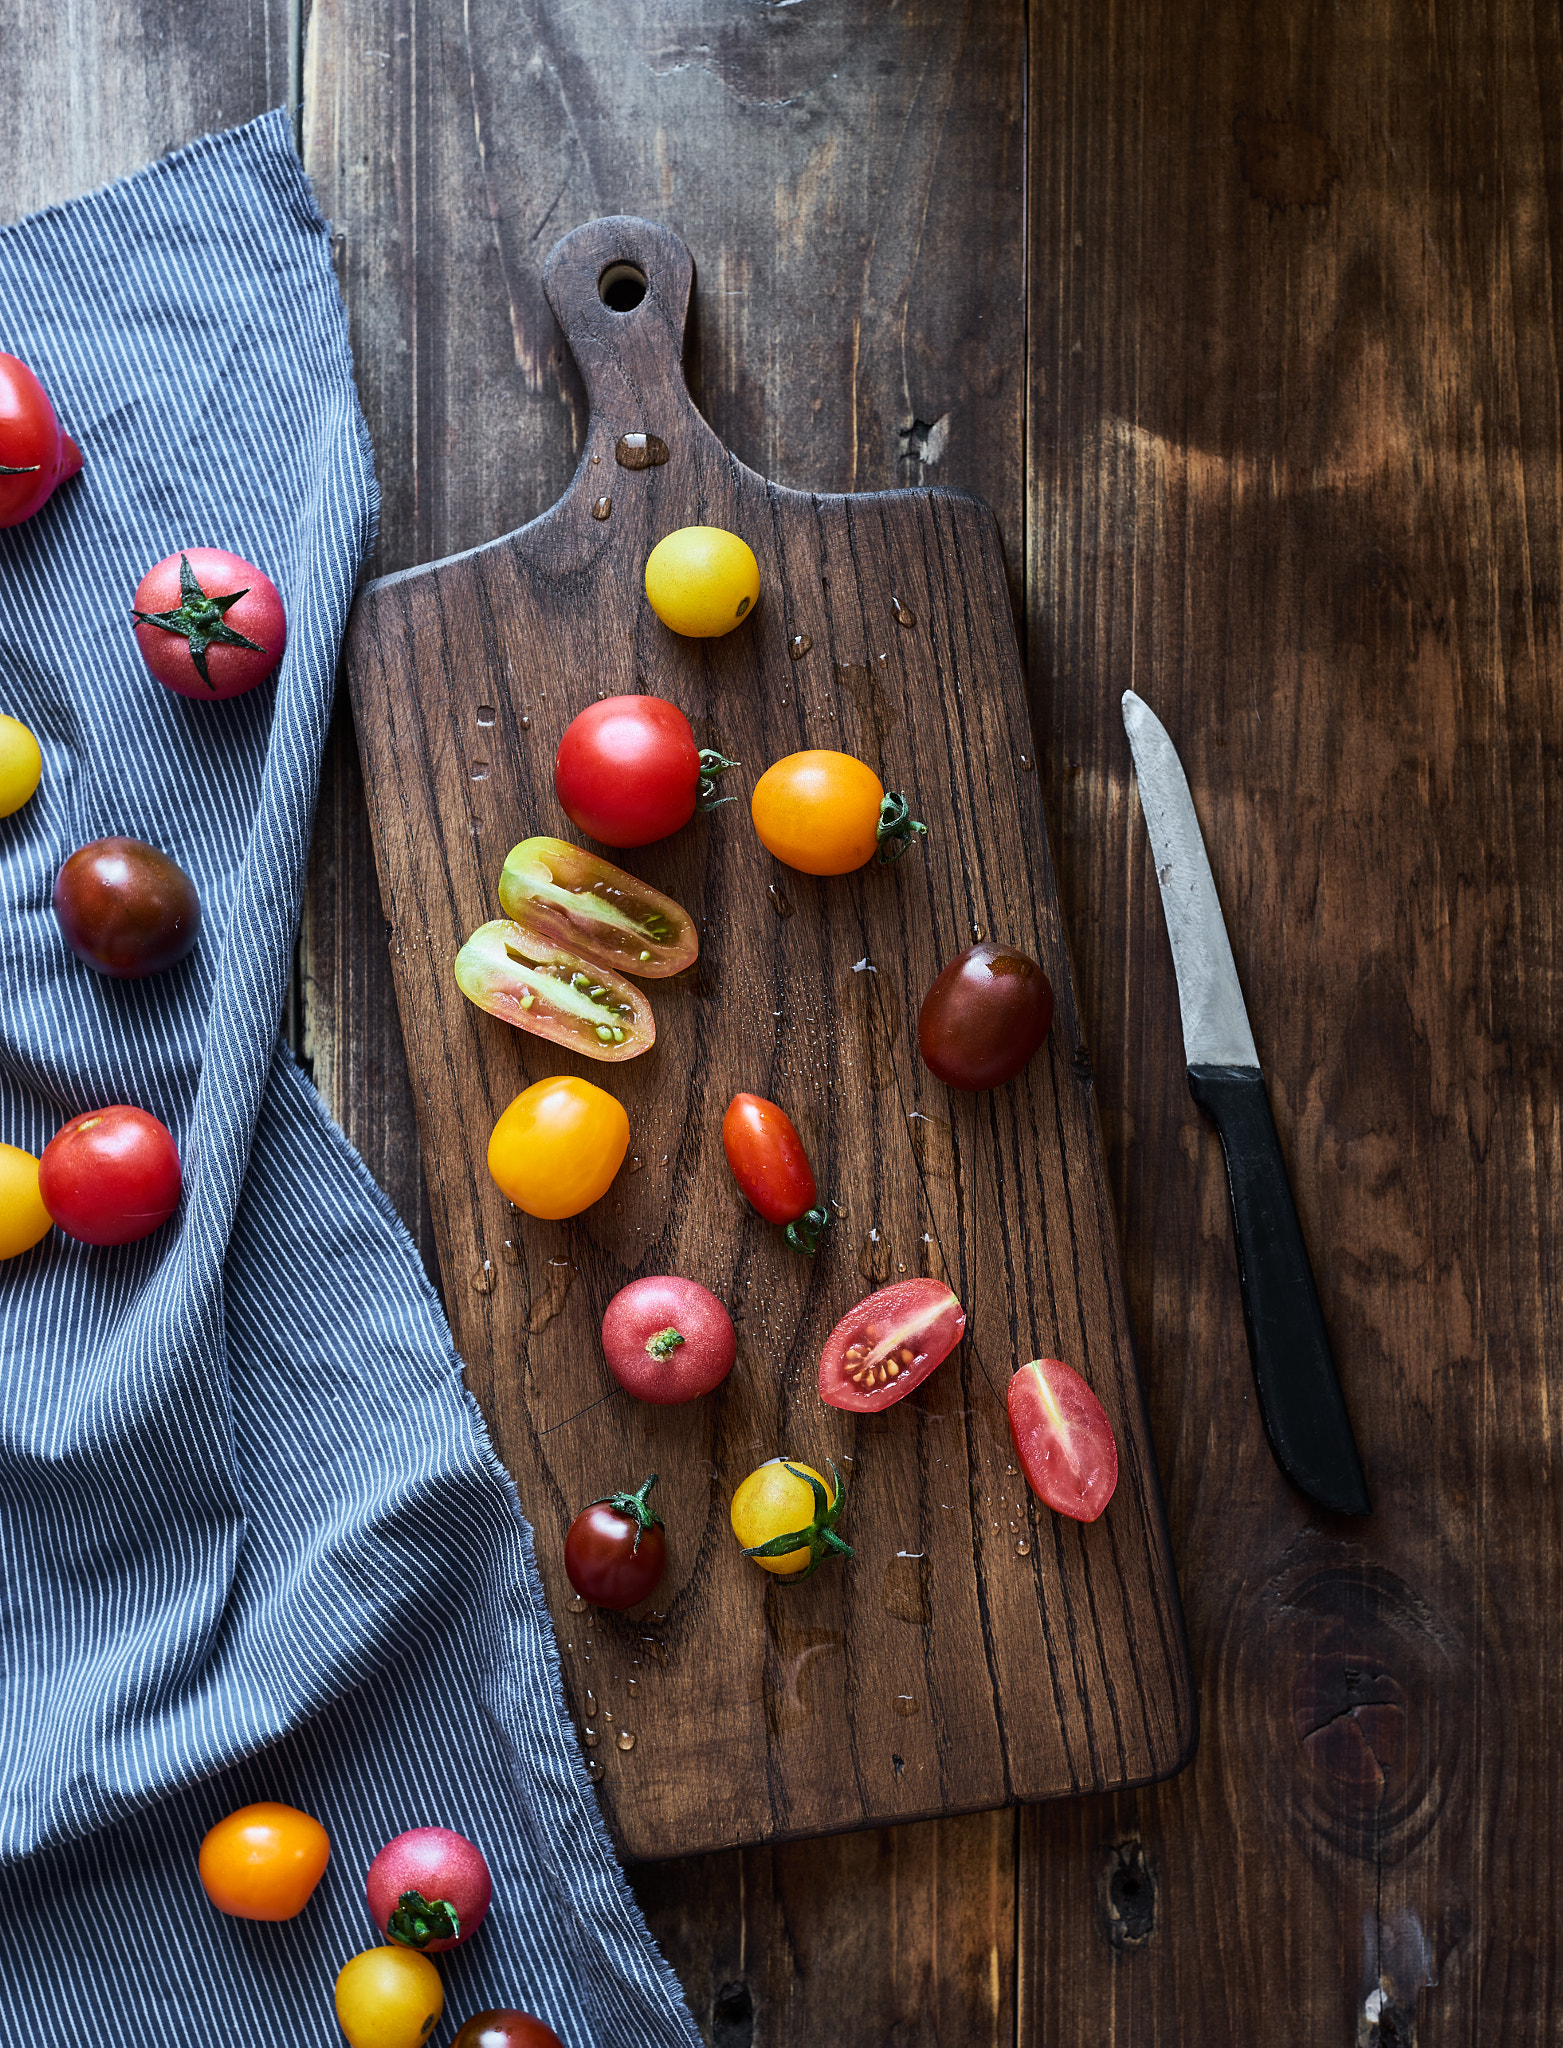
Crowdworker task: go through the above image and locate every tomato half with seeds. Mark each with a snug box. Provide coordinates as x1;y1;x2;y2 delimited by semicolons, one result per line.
1007;1358;1119;1522
0;354;82;528
722;1092;829;1254
554;694;738;848
750;750;927;875
455;921;654;1060
498;837;697;978
818;1279;966;1413
564;1474;666;1610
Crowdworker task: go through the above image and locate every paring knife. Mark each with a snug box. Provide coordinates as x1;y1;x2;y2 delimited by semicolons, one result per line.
1122;690;1370;1517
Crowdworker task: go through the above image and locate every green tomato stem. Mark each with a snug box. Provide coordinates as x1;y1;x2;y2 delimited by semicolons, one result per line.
588;1471;663;1551
875;790;929;864
740;1459;853;1583
786;1204;831;1257
387;1889;460;1949
696;747;742;812
645;1325;686;1359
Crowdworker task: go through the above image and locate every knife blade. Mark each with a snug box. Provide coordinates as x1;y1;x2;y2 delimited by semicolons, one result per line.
1122;689;1370;1517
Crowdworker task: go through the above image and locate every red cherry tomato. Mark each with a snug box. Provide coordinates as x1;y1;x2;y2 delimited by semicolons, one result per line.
563;1476;666;1610
0;354;82;528
366;1827;493;1953
818;1279;966;1412
53;837;201;978
918;942;1054;1091
1006;1358;1119;1522
38;1105;181;1246
452;2014;566;2048
721;1093;827;1253
602;1276;736;1403
131;547;286;700
554;695;736;848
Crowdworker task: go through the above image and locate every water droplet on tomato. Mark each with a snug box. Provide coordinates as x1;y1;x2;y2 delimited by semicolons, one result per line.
789;632;812;660
592;494;612;520
476;703;496;726
471;760;490;781
566;1592;588;1613
615;432;670;469
768;883;794;918
616;1728;637;1751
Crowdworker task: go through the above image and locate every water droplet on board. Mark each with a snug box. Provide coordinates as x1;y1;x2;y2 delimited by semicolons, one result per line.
881;1552;931;1626
500;1238;520;1266
852;957;876;974
585;1759;604;1783
615;432;670;469
1015;1537;1031;1557
590;452;602;465
585;1689;598;1716
836;660;900;773
616;1729;637;1752
627;1155;644;1174
789;632;812;660
470;1259;494;1294
520;714;532;730
768;883;794;919
1018;754;1034;771
893;1692;919;1718
528;1258;575;1333
859;1230;893;1284
893;597;916;628
471;761;490;782
592;494;612;520
566;1593;588;1613
971;924;986;941
476;703;496;727
627;1675;640;1695
583;1726;600;1748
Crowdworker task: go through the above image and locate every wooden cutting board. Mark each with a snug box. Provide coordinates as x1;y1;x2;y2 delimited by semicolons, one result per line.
343;217;1194;1861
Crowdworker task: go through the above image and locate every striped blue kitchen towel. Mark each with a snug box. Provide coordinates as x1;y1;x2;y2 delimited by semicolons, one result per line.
0;110;699;2048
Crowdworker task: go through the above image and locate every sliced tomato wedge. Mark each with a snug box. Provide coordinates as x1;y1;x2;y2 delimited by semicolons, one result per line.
498;837;697;978
454;920;655;1060
818;1278;966;1412
1006;1358;1119;1522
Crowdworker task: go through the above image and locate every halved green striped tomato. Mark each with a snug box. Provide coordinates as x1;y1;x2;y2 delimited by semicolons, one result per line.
817;1278;966;1413
454;921;654;1061
498;837;697;979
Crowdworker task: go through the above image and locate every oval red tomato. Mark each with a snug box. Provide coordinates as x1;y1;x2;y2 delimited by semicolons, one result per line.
0;354;82;528
554;695;735;848
721;1094;823;1250
131;548;286;700
452;2015;566;2048
918;942;1054;1091
38;1105;181;1246
602;1276;736;1403
1006;1358;1119;1522
366;1827;493;1953
818;1279;966;1413
53;837;201;978
564;1476;666;1610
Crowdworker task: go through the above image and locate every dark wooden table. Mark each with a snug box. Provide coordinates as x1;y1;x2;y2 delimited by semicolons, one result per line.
10;3;1558;2040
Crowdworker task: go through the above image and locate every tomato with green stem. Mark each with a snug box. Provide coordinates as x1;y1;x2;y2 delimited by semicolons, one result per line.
367;1827;491;1953
751;749;926;876
0;353;82;528
131;548;286;700
498;837;696;978
730;1459;852;1581
564;1474;667;1610
721;1092;829;1255
554;694;739;847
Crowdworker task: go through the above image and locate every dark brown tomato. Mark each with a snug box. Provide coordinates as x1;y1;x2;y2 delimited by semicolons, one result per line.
451;2016;566;2048
53;837;201;978
602;1276;736;1403
563;1476;666;1610
917;941;1053;1091
818;1279;967;1413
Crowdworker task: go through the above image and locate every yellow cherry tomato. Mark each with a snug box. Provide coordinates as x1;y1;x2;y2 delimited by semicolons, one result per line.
335;1946;443;2048
0;714;42;817
729;1457;850;1579
197;1801;330;1920
750;750;887;876
644;525;760;638
487;1075;629;1220
0;1143;51;1259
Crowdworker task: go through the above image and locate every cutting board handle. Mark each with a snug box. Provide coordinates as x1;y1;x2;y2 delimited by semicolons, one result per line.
543;216;716;454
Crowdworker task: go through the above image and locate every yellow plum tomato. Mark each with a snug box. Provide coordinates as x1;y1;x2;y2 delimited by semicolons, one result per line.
750;750;926;875
729;1458;852;1582
0;713;42;816
643;525;759;637
487;1076;629;1220
0;1143;52;1259
197;1801;330;1920
335;1946;442;2048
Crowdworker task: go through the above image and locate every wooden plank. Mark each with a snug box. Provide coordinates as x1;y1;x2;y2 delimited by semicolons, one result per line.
341;210;1192;1861
1021;0;1563;2040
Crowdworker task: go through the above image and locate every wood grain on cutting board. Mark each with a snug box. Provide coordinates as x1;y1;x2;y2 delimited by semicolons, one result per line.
343;216;1192;1860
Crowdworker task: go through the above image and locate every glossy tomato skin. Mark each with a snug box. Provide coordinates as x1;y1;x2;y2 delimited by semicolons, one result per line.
0;354;82;528
38;1105;181;1246
1006;1358;1119;1522
132;547;286;700
53;837;201;978
488;1077;629;1220
452;2014;566;2048
0;1143;52;1259
644;526;760;638
498;837;697;979
751;750;883;876
335;1947;442;2048
602;1276;736;1403
729;1459;839;1577
555;695;701;847
455;920;653;1061
366;1827;492;1953
722;1093;816;1225
0;714;43;816
564;1498;667;1610
918;943;1054;1091
818;1279;966;1413
197;1801;330;1920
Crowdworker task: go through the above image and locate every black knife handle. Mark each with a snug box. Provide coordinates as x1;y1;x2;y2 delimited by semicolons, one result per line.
1187;1064;1370;1517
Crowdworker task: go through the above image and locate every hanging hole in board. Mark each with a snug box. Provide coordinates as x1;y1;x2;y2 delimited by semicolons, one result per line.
599;263;648;312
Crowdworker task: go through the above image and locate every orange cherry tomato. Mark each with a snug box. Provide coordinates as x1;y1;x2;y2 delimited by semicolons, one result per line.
750;749;926;875
197;1801;330;1921
487;1075;630;1220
